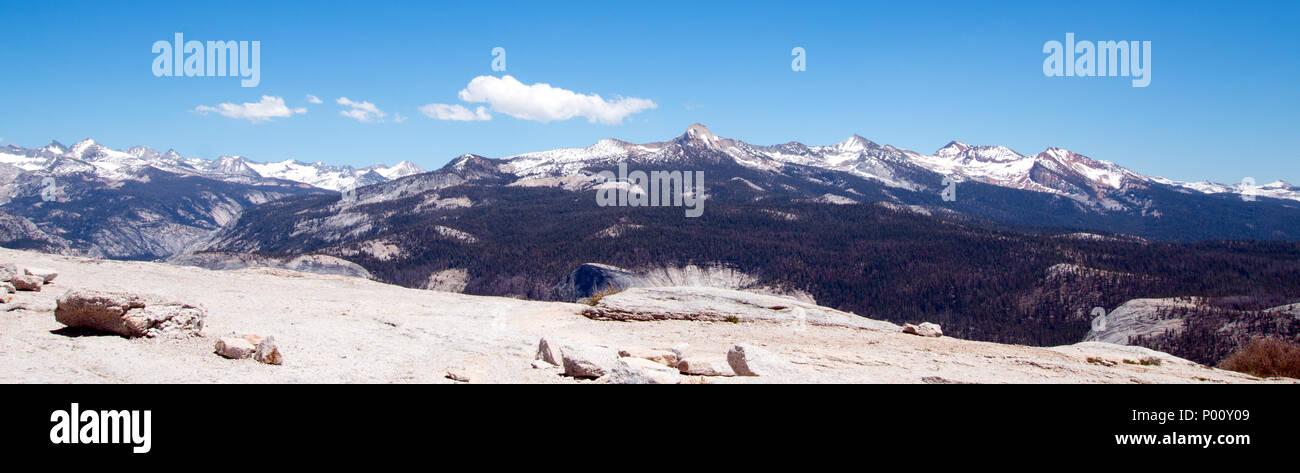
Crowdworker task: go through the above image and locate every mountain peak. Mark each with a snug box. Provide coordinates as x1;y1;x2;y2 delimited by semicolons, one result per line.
935;140;970;158
68;138;103;159
838;134;874;152
376;160;425;179
43;140;67;152
1038;147;1074;160
448;153;487;168
127;145;161;159
686;123;712;137
679;123;720;147
440;153;501;177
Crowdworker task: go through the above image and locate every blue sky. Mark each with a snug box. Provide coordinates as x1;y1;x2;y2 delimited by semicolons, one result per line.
0;0;1295;183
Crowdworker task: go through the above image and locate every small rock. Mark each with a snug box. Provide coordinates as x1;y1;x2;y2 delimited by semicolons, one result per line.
253;336;283;365
445;370;470;382
607;357;682;384
618;347;678;367
677;356;736;377
560;343;619;378
24;267;57;283
1;282;14;294
902;322;943;337
215;337;255;359
531;359;556;369
0;263;19;282
727;344;800;378
243;334;265;346
535;337;564;366
11;275;44;292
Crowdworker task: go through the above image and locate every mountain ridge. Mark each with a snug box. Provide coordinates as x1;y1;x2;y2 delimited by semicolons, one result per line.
0;138;426;191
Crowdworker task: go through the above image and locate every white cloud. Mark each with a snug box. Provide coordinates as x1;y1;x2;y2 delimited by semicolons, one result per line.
337;97;386;123
420;103;492;121
306;94;323;104
454;75;655;125
194;95;306;123
393;113;408;123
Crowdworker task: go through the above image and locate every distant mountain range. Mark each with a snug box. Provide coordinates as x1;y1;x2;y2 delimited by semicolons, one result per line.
503;123;1299;205
0;138;424;258
3;124;1297;260
0;138;425;191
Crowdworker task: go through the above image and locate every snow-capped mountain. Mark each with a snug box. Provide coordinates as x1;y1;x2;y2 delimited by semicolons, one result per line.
0;138;426;191
501;123;1293;205
369;160;424;180
4;125;1299;261
0;138;427;258
1153;177;1300;202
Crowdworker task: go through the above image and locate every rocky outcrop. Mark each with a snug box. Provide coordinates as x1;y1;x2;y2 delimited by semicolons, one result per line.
902;322;943;337
583;286;898;331
553;263;644;301
1084;298;1196;344
54;289;205;337
553;262;815;304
